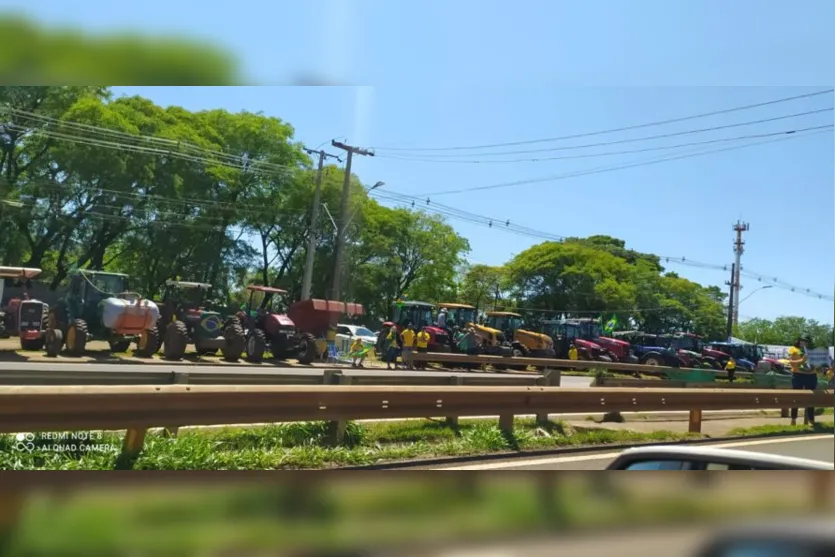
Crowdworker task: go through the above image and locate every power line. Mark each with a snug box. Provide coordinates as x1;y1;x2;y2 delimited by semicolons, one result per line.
374;125;833;164
417;127;831;197
369;89;834;152
371;189;834;302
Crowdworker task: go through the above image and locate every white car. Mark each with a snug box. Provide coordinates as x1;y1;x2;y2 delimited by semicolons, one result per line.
334;324;378;353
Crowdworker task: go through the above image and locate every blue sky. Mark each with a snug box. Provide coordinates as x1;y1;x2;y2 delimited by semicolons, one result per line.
6;1;834;324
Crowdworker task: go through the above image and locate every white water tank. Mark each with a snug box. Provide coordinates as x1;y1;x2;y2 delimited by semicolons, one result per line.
101;297;160;331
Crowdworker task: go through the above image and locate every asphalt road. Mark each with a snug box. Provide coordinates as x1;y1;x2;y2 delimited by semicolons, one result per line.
426;434;835;470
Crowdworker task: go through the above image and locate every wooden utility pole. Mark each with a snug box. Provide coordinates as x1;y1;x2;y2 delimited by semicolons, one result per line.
300;148;340;300
329;140;373;300
725;263;735;341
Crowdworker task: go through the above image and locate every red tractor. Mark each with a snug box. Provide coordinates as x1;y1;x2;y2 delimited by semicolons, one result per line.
541;319;612;362
376;300;450;354
568;318;639;363
0;266;48;350
671;332;728;370
236;285;318;364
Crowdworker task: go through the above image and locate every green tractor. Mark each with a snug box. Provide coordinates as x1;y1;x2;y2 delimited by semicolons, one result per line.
155;280;246;361
44;270;161;357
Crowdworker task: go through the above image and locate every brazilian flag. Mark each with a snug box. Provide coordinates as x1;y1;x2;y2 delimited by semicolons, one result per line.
603;315;618;335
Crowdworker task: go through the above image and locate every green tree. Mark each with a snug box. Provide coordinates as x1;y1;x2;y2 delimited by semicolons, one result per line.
735;316;834;347
0;16;239;85
460;264;506;311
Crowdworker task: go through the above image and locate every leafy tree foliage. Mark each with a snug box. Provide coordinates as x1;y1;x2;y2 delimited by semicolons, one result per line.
735;316;834;348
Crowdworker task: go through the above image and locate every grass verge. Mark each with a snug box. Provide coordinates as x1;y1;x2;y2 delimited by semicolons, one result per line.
2;415;831;470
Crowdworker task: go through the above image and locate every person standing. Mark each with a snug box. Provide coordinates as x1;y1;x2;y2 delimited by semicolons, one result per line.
383;327;399;370
788;334;816;426
724;356;737;383
400;323;416;370
568;343;578;361
415;327;430;370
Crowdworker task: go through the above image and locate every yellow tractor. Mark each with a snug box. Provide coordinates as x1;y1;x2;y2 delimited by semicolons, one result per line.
436;302;477;330
485;311;555;359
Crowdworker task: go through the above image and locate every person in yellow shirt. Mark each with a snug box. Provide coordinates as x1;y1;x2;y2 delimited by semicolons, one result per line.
568;343;579;361
400;323;416;370
724;356;737;383
349;337;367;368
415;328;431;370
788;334;816;426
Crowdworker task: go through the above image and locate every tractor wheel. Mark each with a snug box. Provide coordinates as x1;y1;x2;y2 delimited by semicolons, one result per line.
0;314;6;339
65;319;88;356
20;336;45;351
296;333;318;365
135;327;160;358
221;322;246;362
44;328;63;357
702;357;721;370
108;339;131;353
597;354;613;363
163;321;189;361
245;329;267;363
642;354;664;366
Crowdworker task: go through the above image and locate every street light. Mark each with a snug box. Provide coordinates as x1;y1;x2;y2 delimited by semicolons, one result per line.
739;284;773;304
347;181;384;229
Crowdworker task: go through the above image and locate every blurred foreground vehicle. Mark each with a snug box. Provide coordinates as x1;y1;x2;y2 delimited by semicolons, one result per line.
695;519;835;557
606;446;834;470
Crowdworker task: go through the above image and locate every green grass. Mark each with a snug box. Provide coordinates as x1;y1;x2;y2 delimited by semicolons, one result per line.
728;421;833;437
5;411;831;470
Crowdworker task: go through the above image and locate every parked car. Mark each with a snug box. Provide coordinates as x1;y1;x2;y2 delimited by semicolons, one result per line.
335;323;378;353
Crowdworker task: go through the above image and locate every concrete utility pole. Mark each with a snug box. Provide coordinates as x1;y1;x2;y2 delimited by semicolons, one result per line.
300;147;340;300
725;263;736;341
731;221;749;327
330;140;374;300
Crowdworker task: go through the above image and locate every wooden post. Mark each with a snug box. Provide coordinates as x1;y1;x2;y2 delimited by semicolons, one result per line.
0;489;24;552
445;376;465;429
688;409;703;434
328;375;353;445
164;372;190;437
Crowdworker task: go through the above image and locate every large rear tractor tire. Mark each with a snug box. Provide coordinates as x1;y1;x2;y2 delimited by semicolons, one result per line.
163;321;189;361
296;333;318;365
245;329;267;363
44;328;63;357
221;322;246;362
65;319;88;356
702;357;721;370
135;327;160;358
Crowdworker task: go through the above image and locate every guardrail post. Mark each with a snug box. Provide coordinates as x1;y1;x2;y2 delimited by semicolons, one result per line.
688;409;702;434
116;427;148;469
498;413;514;436
327;374;353;445
445;376;465;429
163;372;190;438
535;368;559;424
322;369;343;385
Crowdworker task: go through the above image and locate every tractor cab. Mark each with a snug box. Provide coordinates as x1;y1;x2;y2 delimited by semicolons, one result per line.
706;341;758;371
486;311;554;358
162;280;211;310
67;270;131;327
542;319;611;361
437;302;477;331
0;266;47;350
241;285;292;329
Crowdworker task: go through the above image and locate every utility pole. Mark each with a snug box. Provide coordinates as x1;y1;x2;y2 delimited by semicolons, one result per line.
330;140;374;300
731;221;749;327
300;147;340;300
725;263;735;341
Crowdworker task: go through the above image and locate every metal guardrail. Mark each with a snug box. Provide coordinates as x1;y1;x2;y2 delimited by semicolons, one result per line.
1;385;829;465
0;363;544;387
413;351;753;378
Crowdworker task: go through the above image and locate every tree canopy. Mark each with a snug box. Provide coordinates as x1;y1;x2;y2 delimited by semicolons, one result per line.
734;316;833;348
